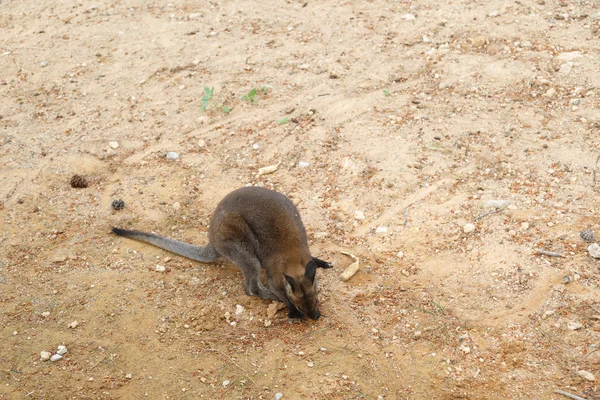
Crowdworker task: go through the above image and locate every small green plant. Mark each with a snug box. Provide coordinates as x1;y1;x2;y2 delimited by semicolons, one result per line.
201;86;214;111
383;89;390;97
277;116;290;125
222;105;231;114
241;88;258;103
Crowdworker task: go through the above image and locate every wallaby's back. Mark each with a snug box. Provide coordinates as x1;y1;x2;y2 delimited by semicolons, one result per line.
209;187;310;262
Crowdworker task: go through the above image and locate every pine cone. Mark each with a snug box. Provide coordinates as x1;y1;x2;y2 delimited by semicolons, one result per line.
70;174;88;188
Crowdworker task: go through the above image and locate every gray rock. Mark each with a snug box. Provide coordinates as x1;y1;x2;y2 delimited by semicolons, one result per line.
580;229;595;243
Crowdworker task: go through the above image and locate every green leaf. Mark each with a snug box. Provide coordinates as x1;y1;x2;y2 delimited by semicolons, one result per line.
277;117;290;125
222;105;231;114
383;89;390;97
201;86;214;111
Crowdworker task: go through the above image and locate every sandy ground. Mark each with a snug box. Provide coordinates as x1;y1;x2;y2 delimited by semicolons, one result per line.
1;0;600;399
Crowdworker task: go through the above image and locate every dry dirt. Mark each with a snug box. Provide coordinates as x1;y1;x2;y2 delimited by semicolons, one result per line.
1;0;600;399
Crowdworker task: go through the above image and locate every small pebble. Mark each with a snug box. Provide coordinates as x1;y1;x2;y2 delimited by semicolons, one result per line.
111;199;125;211
40;61;48;67
155;265;166;272
567;321;583;330
375;226;388;234
198;139;206;148
125;373;132;379
484;199;510;209
588;243;600;259
580;229;596;243
252;143;260;150
109;141;119;149
463;223;476;233
578;370;595;381
41;311;50;317
57;345;68;355
298;161;310;168
275;393;283;400
173;202;181;210
235;304;245;318
520;222;529;230
223;380;230;387
69;321;79;329
488;10;499;17
264;319;272;327
543;88;556;98
166;152;179;160
40;351;51;361
354;211;366;220
401;13;415;20
50;354;63;362
306;361;314;368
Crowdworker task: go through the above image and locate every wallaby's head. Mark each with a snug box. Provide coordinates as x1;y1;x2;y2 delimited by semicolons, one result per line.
283;260;320;320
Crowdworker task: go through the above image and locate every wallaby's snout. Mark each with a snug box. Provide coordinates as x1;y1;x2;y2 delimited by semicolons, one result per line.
307;310;321;320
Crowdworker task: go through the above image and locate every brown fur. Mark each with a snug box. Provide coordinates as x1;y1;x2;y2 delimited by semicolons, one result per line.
112;187;332;320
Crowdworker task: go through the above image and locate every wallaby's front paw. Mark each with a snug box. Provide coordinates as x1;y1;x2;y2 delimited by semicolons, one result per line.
287;309;303;320
312;257;333;269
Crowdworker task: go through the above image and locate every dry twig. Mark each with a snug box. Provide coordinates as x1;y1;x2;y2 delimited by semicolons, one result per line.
534;249;564;258
474;207;503;221
555;389;588;400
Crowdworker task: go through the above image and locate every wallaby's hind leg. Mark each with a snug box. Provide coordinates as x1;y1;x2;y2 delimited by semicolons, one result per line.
217;241;279;301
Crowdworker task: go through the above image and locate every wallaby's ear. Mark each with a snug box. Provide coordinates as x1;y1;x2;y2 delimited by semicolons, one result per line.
305;260;317;281
284;274;298;291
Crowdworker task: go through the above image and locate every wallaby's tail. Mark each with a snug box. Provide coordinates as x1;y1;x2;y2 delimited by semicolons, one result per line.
111;228;220;263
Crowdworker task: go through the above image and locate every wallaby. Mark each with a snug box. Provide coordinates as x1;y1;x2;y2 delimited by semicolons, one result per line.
112;186;332;320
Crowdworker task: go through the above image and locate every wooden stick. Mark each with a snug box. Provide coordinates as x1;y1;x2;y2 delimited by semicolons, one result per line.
555;389;588;400
474;207;503;221
535;249;564;258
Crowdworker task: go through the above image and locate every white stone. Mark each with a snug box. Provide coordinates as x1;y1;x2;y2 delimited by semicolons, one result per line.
40;351;51;361
41;311;50;317
155;265;166;272
578;370;595;381
223;380;230;387
543;88;556;98
483;199;510;209
235;304;245;318
298;161;310;168
375;226;388;234
172;202;181;210
50;354;63;362
275;393;283;400
401;14;415;20
57;345;68;355
166;152;179;160
306;361;314;367
463;223;476;233
488;10;499;17
69;321;79;329
354;211;366;220
40;61;48;67
125;373;132;379
587;243;600;259
109;141;119;149
567;321;583;330
198;139;206;148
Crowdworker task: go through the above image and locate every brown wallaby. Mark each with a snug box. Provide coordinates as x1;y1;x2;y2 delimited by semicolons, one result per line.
112;186;331;320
